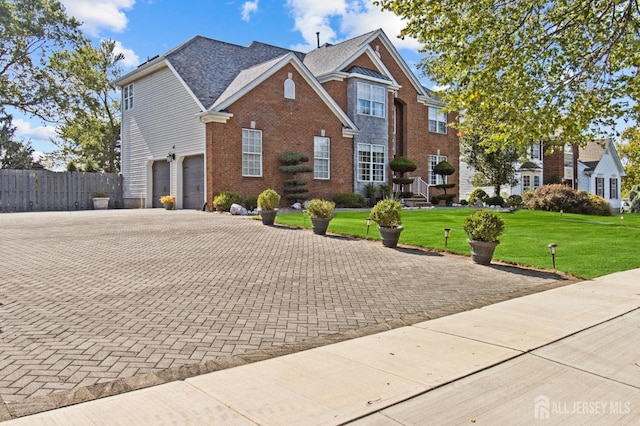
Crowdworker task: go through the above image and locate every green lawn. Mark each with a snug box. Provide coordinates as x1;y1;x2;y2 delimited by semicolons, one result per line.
276;208;640;279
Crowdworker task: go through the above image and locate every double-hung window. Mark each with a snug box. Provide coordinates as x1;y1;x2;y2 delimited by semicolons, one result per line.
596;177;605;197
522;176;531;192
357;82;385;118
123;83;134;111
242;129;262;177
314;136;330;180
428;154;447;185
609;178;618;199
428;107;447;134
358;144;385;182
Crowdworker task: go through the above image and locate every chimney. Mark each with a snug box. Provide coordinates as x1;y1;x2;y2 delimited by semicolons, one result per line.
316;32;320;48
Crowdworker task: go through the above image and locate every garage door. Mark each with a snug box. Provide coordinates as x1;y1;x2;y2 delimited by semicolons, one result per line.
152;160;170;208
182;154;205;210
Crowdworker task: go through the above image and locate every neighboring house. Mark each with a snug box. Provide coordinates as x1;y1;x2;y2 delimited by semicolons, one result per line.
115;29;459;209
460;139;626;210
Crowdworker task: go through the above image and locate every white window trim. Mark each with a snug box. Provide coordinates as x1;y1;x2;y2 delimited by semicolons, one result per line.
357;143;386;183
428;107;447;134
123;83;134;111
242;129;262;177
428;154;448;185
314;136;330;180
357;82;385;118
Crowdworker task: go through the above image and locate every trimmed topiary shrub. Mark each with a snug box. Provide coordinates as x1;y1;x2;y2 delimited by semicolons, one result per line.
257;189;281;210
463;210;505;242
370;198;402;227
507;194;523;208
485;195;505;207
213;191;243;211
332;192;366;208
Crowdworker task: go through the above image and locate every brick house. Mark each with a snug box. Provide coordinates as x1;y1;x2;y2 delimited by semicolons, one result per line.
115;30;459;209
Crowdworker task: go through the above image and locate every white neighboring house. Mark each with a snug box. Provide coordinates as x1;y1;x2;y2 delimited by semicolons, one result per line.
460;139;626;210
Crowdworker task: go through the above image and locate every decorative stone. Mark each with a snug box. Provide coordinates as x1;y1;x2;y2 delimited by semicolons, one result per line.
230;203;248;215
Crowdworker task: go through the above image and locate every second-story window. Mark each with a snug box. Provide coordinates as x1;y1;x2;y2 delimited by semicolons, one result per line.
428;107;447;134
357;82;385;118
123;83;134;111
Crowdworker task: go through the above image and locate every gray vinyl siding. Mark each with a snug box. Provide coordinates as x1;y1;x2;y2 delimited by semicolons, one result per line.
121;66;205;201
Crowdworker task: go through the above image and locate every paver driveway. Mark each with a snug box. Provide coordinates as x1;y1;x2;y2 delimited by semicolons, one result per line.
0;209;569;418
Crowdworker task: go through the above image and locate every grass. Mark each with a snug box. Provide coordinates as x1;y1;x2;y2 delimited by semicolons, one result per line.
276;208;640;279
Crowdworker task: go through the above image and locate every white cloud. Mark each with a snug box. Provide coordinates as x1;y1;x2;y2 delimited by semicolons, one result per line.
13;119;58;142
286;0;420;52
113;40;140;68
241;0;259;22
60;0;135;36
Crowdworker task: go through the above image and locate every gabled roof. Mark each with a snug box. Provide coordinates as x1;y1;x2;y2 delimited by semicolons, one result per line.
577;139;626;176
303;32;376;76
519;161;541;170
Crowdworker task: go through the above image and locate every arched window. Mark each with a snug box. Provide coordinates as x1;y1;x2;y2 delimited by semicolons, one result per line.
284;73;295;99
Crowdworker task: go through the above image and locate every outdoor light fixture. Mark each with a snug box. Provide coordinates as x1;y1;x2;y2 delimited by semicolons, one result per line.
621;215;624;224
548;243;557;270
166;152;175;162
444;228;451;248
366;217;371;235
560;210;563;216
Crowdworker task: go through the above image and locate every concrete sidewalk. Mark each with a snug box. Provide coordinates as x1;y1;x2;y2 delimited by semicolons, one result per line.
6;269;639;425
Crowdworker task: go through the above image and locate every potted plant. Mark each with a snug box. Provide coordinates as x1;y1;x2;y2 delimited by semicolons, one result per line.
92;190;110;210
257;189;281;225
160;195;175;210
370;199;403;248
306;199;335;235
463;210;505;265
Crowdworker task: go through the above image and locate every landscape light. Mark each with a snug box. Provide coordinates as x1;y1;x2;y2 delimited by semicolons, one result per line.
444;228;451;248
548;243;557;270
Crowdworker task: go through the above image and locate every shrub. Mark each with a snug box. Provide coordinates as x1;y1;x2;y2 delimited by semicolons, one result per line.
333;192;366;208
507;194;523;208
306;199;335;218
159;195;175;205
523;184;612;216
460;199;469;206
468;188;488;205
244;195;258;211
379;184;391;199
389;156;417;173
485;195;505;207
463;210;505;242
257;189;281;210
586;194;613;216
370;199;402;227
213;191;243;211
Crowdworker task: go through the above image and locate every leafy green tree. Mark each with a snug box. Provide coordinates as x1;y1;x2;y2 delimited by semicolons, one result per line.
619;127;640;197
0;118;34;169
461;134;520;197
376;0;639;151
0;0;84;120
50;40;124;173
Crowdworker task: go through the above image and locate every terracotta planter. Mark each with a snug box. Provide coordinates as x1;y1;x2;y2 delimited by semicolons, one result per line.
378;225;404;248
310;216;332;235
260;209;277;226
468;240;500;265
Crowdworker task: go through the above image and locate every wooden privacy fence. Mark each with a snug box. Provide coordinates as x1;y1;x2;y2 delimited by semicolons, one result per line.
0;170;123;213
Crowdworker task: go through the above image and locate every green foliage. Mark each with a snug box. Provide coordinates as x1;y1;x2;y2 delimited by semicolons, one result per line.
486;195;505;207
462;135;520;196
244;195;258;211
370;199;402;228
0;119;34;169
50;40;124;173
468;188;489;205
630;184;640;203
332;192;366;208
631;195;640;213
389;156;417;173
0;0;84;120
587;194;613;216
278;164;314;174
393;177;415;185
376;0;636;150
257;189;281;210
620;128;640;197
524;184;612;216
66;161;78;172
306;199;335;218
92;190;107;198
463;210;505;242
507;194;523;208
433;160;455;176
213;191;243;212
379;184;391;199
278;152;309;165
364;182;377;198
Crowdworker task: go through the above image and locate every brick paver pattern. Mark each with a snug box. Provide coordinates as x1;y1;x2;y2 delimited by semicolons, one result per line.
0;209;563;405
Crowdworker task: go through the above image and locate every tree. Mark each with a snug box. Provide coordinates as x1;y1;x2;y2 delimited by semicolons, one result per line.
376;0;639;151
461;134;520;197
433;160;457;205
0;117;34;169
0;0;84;120
50;40;124;173
619;127;640;197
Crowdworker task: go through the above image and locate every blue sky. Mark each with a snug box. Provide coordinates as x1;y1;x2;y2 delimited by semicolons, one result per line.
14;0;430;157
